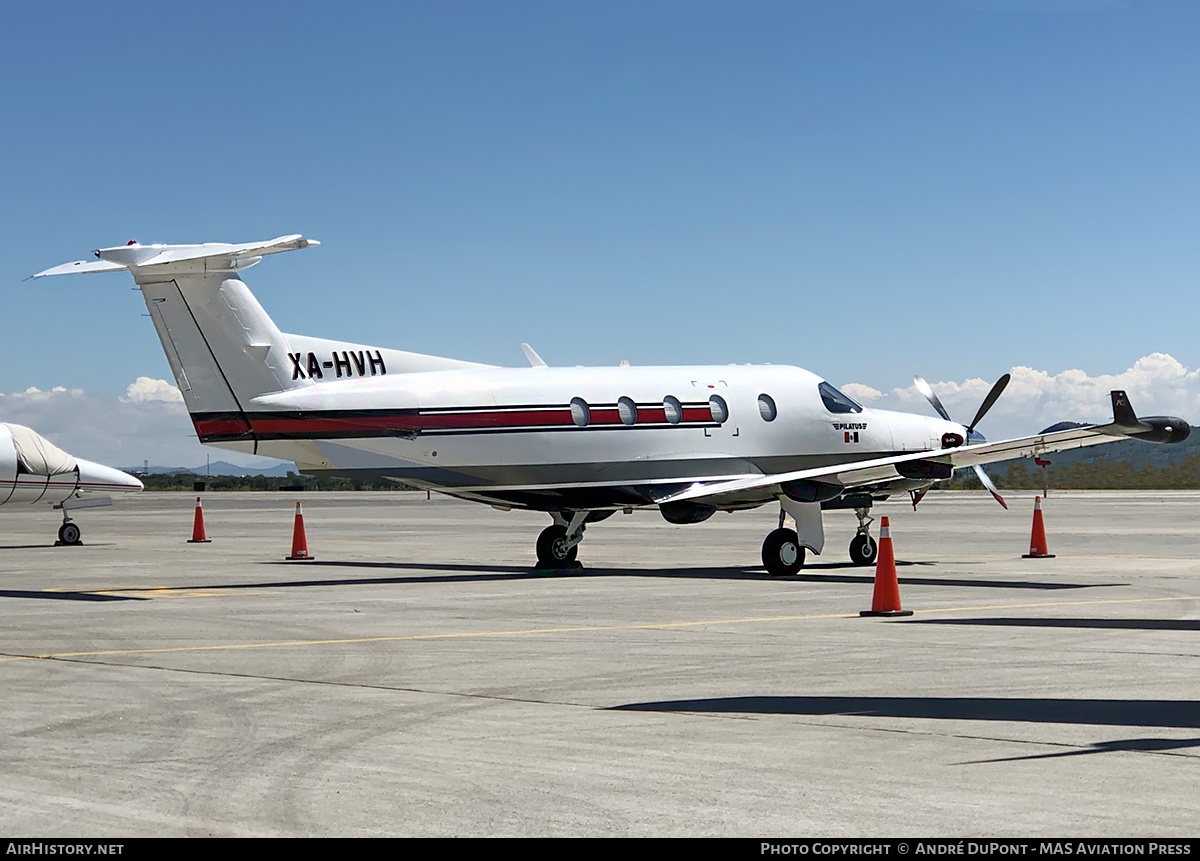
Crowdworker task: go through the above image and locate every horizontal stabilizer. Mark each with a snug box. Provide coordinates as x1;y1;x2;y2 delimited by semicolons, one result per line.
33;259;129;277
34;235;319;279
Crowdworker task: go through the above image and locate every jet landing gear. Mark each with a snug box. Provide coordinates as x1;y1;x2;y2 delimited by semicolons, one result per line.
56;515;82;546
52;495;112;546
848;507;878;567
536;511;588;569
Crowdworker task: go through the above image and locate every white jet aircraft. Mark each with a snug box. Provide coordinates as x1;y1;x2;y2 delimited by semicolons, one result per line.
0;422;143;544
36;236;1189;573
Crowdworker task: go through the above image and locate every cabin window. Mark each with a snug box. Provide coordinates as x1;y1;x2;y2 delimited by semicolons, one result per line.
709;394;729;424
618;396;638;426
818;381;862;414
663;396;682;424
758;394;777;422
570;397;591;427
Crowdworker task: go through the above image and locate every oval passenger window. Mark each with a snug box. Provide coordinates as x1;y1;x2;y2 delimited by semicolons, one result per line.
618;396;638;426
570;397;591;428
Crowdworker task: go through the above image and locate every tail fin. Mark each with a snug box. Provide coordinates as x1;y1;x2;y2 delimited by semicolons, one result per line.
36;237;324;450
36;236;319;435
36;235;495;452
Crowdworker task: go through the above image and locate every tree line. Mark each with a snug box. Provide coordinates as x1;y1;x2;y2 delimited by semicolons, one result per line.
949;455;1200;491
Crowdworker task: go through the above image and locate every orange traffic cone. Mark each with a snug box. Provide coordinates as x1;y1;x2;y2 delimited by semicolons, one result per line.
1022;495;1055;559
860;516;913;617
286;501;314;561
187;496;211;543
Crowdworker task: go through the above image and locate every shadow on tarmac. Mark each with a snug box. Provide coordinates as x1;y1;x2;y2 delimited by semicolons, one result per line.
610;695;1200;729
0;590;146;602
961;736;1200;763
906;617;1200;632
67;557;1110;594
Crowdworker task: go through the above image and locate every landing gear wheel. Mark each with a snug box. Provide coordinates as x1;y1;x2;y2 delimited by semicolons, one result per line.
536;524;579;568
849;534;878;567
762;528;804;577
58;522;82;546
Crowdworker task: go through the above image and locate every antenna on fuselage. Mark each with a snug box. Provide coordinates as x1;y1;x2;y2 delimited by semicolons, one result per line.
521;343;548;368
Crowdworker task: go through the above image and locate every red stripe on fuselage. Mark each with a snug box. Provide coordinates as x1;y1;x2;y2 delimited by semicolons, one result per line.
192;404;716;440
192;417;253;438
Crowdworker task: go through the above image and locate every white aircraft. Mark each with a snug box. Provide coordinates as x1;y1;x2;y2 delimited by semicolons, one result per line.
0;422;143;544
35;236;1189;573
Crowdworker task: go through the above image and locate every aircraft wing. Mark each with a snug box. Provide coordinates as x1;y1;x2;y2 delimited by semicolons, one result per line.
658;390;1189;507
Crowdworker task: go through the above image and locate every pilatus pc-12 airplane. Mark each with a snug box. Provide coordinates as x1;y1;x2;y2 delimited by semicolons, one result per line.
0;422;143;544
36;236;1189;573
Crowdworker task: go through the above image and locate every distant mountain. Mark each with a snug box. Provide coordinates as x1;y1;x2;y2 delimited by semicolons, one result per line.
125;460;299;477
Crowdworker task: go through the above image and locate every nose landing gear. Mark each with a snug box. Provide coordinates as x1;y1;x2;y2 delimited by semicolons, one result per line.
56;517;82;546
848;507;877;566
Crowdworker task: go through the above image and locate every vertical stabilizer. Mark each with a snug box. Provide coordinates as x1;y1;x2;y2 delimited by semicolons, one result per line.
138;272;309;415
34;236;321;442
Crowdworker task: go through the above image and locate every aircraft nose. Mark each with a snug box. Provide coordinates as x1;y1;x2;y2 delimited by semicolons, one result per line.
76;458;144;493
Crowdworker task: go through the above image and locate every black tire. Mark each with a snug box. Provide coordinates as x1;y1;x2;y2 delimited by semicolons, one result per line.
849;534;878;567
58;522;82;546
536;524;579;567
761;527;804;577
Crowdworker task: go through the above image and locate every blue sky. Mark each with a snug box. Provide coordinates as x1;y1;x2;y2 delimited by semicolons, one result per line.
2;1;1199;466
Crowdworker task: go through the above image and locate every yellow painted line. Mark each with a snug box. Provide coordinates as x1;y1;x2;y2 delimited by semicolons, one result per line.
1;594;1197;664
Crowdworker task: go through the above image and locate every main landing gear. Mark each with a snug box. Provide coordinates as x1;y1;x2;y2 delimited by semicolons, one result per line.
761;525;804;577
536;511;589;569
760;504;878;576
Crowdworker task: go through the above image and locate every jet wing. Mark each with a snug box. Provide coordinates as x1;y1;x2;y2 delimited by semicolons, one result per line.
658;391;1188;507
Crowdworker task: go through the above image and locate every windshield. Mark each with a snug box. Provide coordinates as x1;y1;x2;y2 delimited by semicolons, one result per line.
818;381;863;414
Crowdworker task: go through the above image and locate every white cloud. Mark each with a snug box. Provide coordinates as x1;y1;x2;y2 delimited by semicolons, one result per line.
122;376;184;404
848;352;1200;440
840;382;884;403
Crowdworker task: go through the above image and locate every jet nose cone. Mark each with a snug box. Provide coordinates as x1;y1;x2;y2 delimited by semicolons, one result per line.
76;459;144;493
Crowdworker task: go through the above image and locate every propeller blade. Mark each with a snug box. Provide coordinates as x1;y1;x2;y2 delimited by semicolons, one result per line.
966;373;1011;433
973;464;1008;509
913;375;952;422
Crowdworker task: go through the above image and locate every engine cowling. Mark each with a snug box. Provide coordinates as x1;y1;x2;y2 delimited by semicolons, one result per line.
659;501;717;525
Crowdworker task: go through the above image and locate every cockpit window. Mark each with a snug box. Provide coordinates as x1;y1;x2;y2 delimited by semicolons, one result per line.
819;381;862;414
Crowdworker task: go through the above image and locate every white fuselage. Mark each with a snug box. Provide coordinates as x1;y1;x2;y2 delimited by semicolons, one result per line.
195;363;964;510
0;424;143;507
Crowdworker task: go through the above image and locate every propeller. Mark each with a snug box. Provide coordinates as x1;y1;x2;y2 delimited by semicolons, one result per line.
913;373;1011;509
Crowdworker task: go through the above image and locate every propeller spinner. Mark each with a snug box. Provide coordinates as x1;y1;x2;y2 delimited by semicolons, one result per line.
913;373;1011;509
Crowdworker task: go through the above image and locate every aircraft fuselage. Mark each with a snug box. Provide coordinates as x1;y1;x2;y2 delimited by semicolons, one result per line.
195;363;964;511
